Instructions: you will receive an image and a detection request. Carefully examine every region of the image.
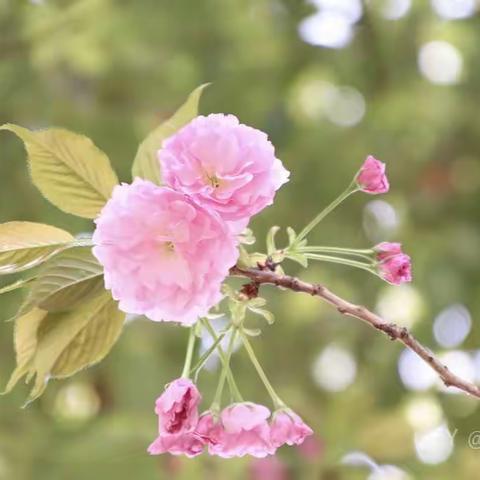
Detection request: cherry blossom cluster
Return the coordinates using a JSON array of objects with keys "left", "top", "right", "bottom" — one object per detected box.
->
[
  {"left": 91, "top": 110, "right": 412, "bottom": 459},
  {"left": 93, "top": 114, "right": 289, "bottom": 324},
  {"left": 147, "top": 379, "right": 312, "bottom": 458}
]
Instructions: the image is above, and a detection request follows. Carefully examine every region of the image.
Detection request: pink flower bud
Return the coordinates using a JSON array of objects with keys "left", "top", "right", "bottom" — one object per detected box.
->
[
  {"left": 357, "top": 156, "right": 389, "bottom": 194},
  {"left": 373, "top": 242, "right": 402, "bottom": 261},
  {"left": 378, "top": 253, "right": 412, "bottom": 285},
  {"left": 270, "top": 409, "right": 313, "bottom": 448}
]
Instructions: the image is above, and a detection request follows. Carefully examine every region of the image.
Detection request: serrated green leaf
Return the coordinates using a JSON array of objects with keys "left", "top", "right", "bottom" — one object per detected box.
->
[
  {"left": 24, "top": 246, "right": 104, "bottom": 313},
  {"left": 131, "top": 83, "right": 210, "bottom": 183},
  {"left": 2, "top": 308, "right": 47, "bottom": 394},
  {"left": 31, "top": 292, "right": 124, "bottom": 401},
  {"left": 1, "top": 124, "right": 118, "bottom": 218},
  {"left": 0, "top": 222, "right": 74, "bottom": 275},
  {"left": 5, "top": 291, "right": 125, "bottom": 402}
]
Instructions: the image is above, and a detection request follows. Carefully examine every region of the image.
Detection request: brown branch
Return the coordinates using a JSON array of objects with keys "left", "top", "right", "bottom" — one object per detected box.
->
[{"left": 230, "top": 266, "right": 480, "bottom": 399}]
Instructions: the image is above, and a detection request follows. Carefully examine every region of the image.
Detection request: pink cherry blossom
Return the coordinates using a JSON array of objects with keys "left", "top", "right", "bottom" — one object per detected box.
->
[
  {"left": 148, "top": 431, "right": 205, "bottom": 457},
  {"left": 158, "top": 114, "right": 290, "bottom": 227},
  {"left": 357, "top": 156, "right": 389, "bottom": 194},
  {"left": 374, "top": 242, "right": 402, "bottom": 261},
  {"left": 155, "top": 378, "right": 201, "bottom": 435},
  {"left": 148, "top": 378, "right": 205, "bottom": 457},
  {"left": 197, "top": 403, "right": 276, "bottom": 458},
  {"left": 270, "top": 409, "right": 313, "bottom": 448},
  {"left": 93, "top": 179, "right": 238, "bottom": 325},
  {"left": 378, "top": 253, "right": 412, "bottom": 285}
]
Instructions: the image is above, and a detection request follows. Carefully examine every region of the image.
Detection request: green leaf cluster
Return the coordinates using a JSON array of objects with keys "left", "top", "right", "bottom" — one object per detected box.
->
[{"left": 0, "top": 85, "right": 208, "bottom": 401}]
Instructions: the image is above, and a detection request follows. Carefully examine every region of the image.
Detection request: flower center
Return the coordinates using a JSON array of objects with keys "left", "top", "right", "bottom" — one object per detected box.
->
[
  {"left": 159, "top": 241, "right": 175, "bottom": 255},
  {"left": 205, "top": 173, "right": 221, "bottom": 189}
]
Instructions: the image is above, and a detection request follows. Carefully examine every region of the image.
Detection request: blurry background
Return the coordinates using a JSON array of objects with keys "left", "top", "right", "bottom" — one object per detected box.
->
[{"left": 1, "top": 0, "right": 480, "bottom": 478}]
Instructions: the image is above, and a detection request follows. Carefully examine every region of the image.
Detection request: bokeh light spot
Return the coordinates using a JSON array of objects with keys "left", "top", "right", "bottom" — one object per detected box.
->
[
  {"left": 438, "top": 350, "right": 476, "bottom": 394},
  {"left": 299, "top": 12, "right": 355, "bottom": 49},
  {"left": 398, "top": 349, "right": 437, "bottom": 391},
  {"left": 309, "top": 0, "right": 363, "bottom": 22},
  {"left": 380, "top": 0, "right": 412, "bottom": 20},
  {"left": 404, "top": 396, "right": 444, "bottom": 432},
  {"left": 414, "top": 423, "right": 454, "bottom": 464},
  {"left": 431, "top": 0, "right": 476, "bottom": 19},
  {"left": 312, "top": 344, "right": 357, "bottom": 391},
  {"left": 418, "top": 41, "right": 463, "bottom": 85},
  {"left": 53, "top": 382, "right": 100, "bottom": 423},
  {"left": 363, "top": 200, "right": 400, "bottom": 241},
  {"left": 433, "top": 304, "right": 471, "bottom": 348},
  {"left": 377, "top": 285, "right": 424, "bottom": 328}
]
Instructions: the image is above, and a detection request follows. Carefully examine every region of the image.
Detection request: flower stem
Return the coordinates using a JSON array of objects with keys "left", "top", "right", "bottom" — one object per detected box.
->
[
  {"left": 201, "top": 319, "right": 243, "bottom": 401},
  {"left": 211, "top": 329, "right": 238, "bottom": 412},
  {"left": 298, "top": 245, "right": 373, "bottom": 261},
  {"left": 240, "top": 330, "right": 286, "bottom": 410},
  {"left": 180, "top": 327, "right": 196, "bottom": 379},
  {"left": 190, "top": 332, "right": 226, "bottom": 378},
  {"left": 304, "top": 253, "right": 376, "bottom": 273},
  {"left": 295, "top": 181, "right": 358, "bottom": 243}
]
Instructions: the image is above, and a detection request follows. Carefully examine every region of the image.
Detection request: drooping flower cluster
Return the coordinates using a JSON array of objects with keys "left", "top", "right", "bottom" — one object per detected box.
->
[
  {"left": 93, "top": 115, "right": 289, "bottom": 324},
  {"left": 148, "top": 379, "right": 313, "bottom": 458}
]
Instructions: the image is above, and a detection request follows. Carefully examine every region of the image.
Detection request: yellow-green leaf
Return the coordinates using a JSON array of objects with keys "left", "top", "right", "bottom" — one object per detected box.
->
[
  {"left": 0, "top": 124, "right": 118, "bottom": 218},
  {"left": 4, "top": 291, "right": 125, "bottom": 402},
  {"left": 131, "top": 83, "right": 210, "bottom": 183},
  {"left": 25, "top": 246, "right": 104, "bottom": 313},
  {"left": 3, "top": 308, "right": 47, "bottom": 394},
  {"left": 0, "top": 221, "right": 74, "bottom": 275},
  {"left": 30, "top": 292, "right": 124, "bottom": 401},
  {"left": 0, "top": 277, "right": 36, "bottom": 295}
]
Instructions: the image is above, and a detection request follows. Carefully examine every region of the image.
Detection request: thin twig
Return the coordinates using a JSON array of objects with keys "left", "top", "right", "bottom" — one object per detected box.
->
[{"left": 230, "top": 266, "right": 480, "bottom": 399}]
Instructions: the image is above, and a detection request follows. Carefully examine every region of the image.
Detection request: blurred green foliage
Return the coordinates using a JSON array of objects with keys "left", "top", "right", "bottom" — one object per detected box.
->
[{"left": 1, "top": 0, "right": 480, "bottom": 478}]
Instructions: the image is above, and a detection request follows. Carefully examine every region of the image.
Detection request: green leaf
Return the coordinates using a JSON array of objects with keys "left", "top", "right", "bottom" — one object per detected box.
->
[
  {"left": 285, "top": 251, "right": 309, "bottom": 268},
  {"left": 0, "top": 222, "right": 74, "bottom": 275},
  {"left": 0, "top": 124, "right": 119, "bottom": 218},
  {"left": 0, "top": 277, "right": 36, "bottom": 295},
  {"left": 5, "top": 291, "right": 125, "bottom": 402},
  {"left": 131, "top": 83, "right": 210, "bottom": 183},
  {"left": 3, "top": 308, "right": 47, "bottom": 394},
  {"left": 24, "top": 246, "right": 104, "bottom": 313},
  {"left": 249, "top": 307, "right": 275, "bottom": 325}
]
